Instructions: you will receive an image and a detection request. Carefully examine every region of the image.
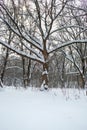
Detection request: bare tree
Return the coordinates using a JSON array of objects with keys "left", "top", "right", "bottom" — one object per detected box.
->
[{"left": 0, "top": 0, "right": 87, "bottom": 89}]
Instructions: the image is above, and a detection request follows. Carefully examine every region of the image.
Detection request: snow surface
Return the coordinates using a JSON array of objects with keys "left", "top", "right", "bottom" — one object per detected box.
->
[{"left": 0, "top": 87, "right": 87, "bottom": 130}]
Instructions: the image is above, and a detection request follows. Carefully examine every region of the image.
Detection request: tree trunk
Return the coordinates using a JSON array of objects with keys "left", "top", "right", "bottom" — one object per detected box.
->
[
  {"left": 40, "top": 40, "right": 49, "bottom": 90},
  {"left": 41, "top": 62, "right": 49, "bottom": 90},
  {"left": 0, "top": 78, "right": 3, "bottom": 88},
  {"left": 80, "top": 58, "right": 86, "bottom": 89},
  {"left": 79, "top": 76, "right": 85, "bottom": 89},
  {"left": 26, "top": 59, "right": 31, "bottom": 86},
  {"left": 1, "top": 49, "right": 9, "bottom": 84},
  {"left": 22, "top": 57, "right": 27, "bottom": 88},
  {"left": 61, "top": 57, "right": 65, "bottom": 88}
]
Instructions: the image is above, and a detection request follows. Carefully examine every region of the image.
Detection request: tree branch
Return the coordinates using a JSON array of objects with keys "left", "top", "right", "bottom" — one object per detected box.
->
[
  {"left": 48, "top": 39, "right": 87, "bottom": 54},
  {"left": 0, "top": 39, "right": 44, "bottom": 64}
]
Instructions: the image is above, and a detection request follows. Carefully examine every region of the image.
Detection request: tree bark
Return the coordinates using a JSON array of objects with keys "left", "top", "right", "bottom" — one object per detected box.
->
[
  {"left": 0, "top": 79, "right": 3, "bottom": 88},
  {"left": 41, "top": 40, "right": 49, "bottom": 90},
  {"left": 27, "top": 59, "right": 31, "bottom": 86},
  {"left": 22, "top": 57, "right": 27, "bottom": 88},
  {"left": 1, "top": 48, "right": 9, "bottom": 84},
  {"left": 80, "top": 58, "right": 86, "bottom": 89}
]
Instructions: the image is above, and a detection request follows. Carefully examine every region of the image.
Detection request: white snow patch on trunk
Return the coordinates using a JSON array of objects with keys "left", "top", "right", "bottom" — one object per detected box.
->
[
  {"left": 40, "top": 80, "right": 48, "bottom": 91},
  {"left": 42, "top": 70, "right": 48, "bottom": 75}
]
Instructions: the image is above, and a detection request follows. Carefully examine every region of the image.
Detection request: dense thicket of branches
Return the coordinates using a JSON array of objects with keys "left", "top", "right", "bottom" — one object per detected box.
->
[{"left": 0, "top": 0, "right": 87, "bottom": 89}]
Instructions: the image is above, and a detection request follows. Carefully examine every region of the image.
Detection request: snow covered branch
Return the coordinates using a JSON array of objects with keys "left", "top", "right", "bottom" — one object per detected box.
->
[
  {"left": 48, "top": 39, "right": 87, "bottom": 54},
  {"left": 50, "top": 25, "right": 87, "bottom": 35},
  {"left": 0, "top": 16, "right": 43, "bottom": 51},
  {"left": 0, "top": 39, "right": 44, "bottom": 64}
]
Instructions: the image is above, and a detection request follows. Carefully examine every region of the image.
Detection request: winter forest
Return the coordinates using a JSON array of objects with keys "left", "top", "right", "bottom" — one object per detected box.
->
[
  {"left": 0, "top": 0, "right": 87, "bottom": 90},
  {"left": 0, "top": 0, "right": 87, "bottom": 130}
]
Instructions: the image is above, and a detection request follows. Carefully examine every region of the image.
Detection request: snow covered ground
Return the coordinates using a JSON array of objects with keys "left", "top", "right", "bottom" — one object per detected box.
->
[{"left": 0, "top": 87, "right": 87, "bottom": 130}]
